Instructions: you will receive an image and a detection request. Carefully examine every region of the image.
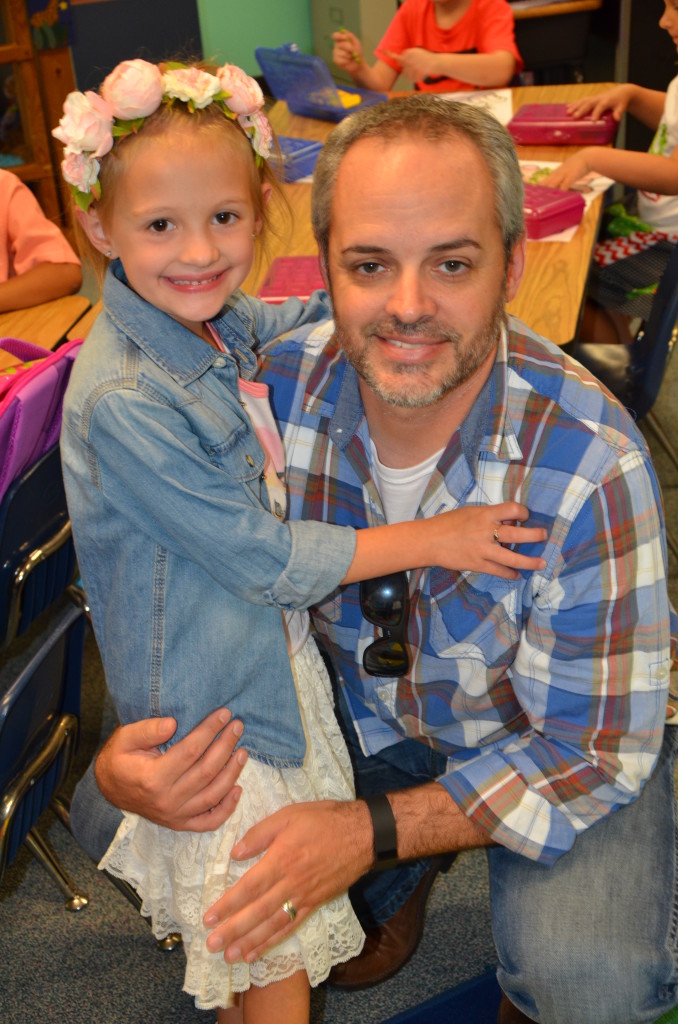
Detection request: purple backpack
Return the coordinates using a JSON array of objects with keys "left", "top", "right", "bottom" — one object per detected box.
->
[{"left": 0, "top": 337, "right": 84, "bottom": 504}]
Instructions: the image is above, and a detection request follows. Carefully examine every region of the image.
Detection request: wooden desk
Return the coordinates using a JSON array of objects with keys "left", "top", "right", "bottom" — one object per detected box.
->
[
  {"left": 0, "top": 294, "right": 91, "bottom": 369},
  {"left": 511, "top": 0, "right": 601, "bottom": 18},
  {"left": 246, "top": 83, "right": 614, "bottom": 348}
]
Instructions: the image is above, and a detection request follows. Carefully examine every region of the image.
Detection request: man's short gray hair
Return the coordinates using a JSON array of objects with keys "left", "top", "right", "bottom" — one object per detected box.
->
[{"left": 311, "top": 94, "right": 525, "bottom": 268}]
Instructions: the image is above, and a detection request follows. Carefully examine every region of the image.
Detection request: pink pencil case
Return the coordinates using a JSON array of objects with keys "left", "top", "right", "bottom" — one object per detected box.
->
[
  {"left": 257, "top": 256, "right": 325, "bottom": 304},
  {"left": 508, "top": 104, "right": 617, "bottom": 145},
  {"left": 523, "top": 183, "right": 585, "bottom": 240}
]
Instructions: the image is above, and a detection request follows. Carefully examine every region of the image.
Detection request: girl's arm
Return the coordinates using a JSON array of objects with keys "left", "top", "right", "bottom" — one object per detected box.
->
[
  {"left": 343, "top": 501, "right": 546, "bottom": 583},
  {"left": 542, "top": 144, "right": 678, "bottom": 195},
  {"left": 567, "top": 84, "right": 666, "bottom": 131}
]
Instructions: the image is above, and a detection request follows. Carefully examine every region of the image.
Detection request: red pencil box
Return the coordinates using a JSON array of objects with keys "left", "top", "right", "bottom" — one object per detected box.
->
[
  {"left": 257, "top": 256, "right": 325, "bottom": 304},
  {"left": 523, "top": 183, "right": 585, "bottom": 240},
  {"left": 508, "top": 104, "right": 617, "bottom": 145}
]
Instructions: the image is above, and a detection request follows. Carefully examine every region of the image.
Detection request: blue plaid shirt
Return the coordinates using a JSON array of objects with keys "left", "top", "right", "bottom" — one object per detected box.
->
[{"left": 260, "top": 314, "right": 671, "bottom": 865}]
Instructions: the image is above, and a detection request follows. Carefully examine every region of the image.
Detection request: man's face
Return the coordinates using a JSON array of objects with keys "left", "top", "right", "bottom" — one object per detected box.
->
[{"left": 325, "top": 134, "right": 524, "bottom": 410}]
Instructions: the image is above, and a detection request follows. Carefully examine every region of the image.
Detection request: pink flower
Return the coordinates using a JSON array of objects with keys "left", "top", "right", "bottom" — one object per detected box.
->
[
  {"left": 101, "top": 59, "right": 164, "bottom": 120},
  {"left": 217, "top": 64, "right": 264, "bottom": 115},
  {"left": 162, "top": 67, "right": 221, "bottom": 109},
  {"left": 61, "top": 150, "right": 100, "bottom": 193},
  {"left": 52, "top": 90, "right": 114, "bottom": 158},
  {"left": 238, "top": 110, "right": 273, "bottom": 160}
]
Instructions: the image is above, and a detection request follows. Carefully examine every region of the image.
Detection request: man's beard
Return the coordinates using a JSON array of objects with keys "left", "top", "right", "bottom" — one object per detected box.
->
[{"left": 335, "top": 296, "right": 506, "bottom": 409}]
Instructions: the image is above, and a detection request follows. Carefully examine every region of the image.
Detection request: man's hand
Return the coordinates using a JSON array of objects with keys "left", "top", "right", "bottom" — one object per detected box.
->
[
  {"left": 94, "top": 708, "right": 248, "bottom": 831},
  {"left": 203, "top": 799, "right": 374, "bottom": 963}
]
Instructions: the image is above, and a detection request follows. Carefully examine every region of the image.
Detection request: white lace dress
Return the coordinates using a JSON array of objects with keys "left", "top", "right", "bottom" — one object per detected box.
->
[{"left": 98, "top": 372, "right": 365, "bottom": 1010}]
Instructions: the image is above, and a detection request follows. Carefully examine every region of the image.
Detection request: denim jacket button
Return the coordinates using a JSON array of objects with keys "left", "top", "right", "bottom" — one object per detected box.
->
[{"left": 213, "top": 356, "right": 226, "bottom": 368}]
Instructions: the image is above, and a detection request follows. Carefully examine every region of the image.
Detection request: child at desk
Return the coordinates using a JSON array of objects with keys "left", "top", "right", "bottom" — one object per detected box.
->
[
  {"left": 542, "top": 1, "right": 678, "bottom": 344},
  {"left": 332, "top": 0, "right": 522, "bottom": 94},
  {"left": 55, "top": 58, "right": 546, "bottom": 1024},
  {"left": 0, "top": 169, "right": 82, "bottom": 313}
]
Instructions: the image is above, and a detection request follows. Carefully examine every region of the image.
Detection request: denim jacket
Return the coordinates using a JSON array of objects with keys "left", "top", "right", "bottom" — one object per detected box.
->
[{"left": 61, "top": 262, "right": 356, "bottom": 766}]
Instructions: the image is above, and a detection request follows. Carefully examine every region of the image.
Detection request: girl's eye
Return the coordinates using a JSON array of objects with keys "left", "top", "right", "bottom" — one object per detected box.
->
[
  {"left": 215, "top": 211, "right": 236, "bottom": 225},
  {"left": 149, "top": 219, "right": 172, "bottom": 233}
]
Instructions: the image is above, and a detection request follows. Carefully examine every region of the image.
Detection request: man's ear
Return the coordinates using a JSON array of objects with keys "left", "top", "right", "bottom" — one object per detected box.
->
[
  {"left": 319, "top": 250, "right": 330, "bottom": 293},
  {"left": 74, "top": 205, "right": 117, "bottom": 258},
  {"left": 505, "top": 233, "right": 526, "bottom": 302}
]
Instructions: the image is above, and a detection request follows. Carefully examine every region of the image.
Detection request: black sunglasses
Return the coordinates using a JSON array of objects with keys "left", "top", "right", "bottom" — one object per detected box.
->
[{"left": 359, "top": 571, "right": 411, "bottom": 677}]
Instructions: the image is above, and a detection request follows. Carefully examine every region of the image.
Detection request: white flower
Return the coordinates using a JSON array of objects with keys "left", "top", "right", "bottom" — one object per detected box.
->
[
  {"left": 52, "top": 90, "right": 114, "bottom": 158},
  {"left": 162, "top": 67, "right": 222, "bottom": 109}
]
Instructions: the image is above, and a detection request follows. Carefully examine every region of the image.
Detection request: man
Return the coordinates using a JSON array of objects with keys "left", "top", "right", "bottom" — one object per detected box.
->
[{"left": 74, "top": 97, "right": 677, "bottom": 1024}]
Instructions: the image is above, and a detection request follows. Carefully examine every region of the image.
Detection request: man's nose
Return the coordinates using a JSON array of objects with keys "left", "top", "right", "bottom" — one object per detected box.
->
[{"left": 384, "top": 268, "right": 436, "bottom": 323}]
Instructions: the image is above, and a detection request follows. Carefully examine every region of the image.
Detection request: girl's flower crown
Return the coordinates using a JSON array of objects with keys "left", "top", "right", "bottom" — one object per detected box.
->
[{"left": 53, "top": 59, "right": 273, "bottom": 212}]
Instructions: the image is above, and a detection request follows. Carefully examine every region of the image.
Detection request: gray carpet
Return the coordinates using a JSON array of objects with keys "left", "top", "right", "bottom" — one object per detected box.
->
[{"left": 1, "top": 354, "right": 676, "bottom": 1024}]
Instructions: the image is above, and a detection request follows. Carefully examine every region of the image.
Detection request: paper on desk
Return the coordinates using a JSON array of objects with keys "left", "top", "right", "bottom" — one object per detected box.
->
[
  {"left": 520, "top": 161, "right": 614, "bottom": 241},
  {"left": 440, "top": 88, "right": 514, "bottom": 125}
]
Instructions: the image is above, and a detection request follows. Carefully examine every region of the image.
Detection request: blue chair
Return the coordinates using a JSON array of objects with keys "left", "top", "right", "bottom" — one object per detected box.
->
[
  {"left": 566, "top": 241, "right": 678, "bottom": 561},
  {"left": 0, "top": 443, "right": 88, "bottom": 910}
]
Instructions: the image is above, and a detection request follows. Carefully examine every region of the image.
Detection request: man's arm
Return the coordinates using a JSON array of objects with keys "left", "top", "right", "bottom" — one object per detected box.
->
[
  {"left": 95, "top": 708, "right": 248, "bottom": 831},
  {"left": 202, "top": 782, "right": 493, "bottom": 964}
]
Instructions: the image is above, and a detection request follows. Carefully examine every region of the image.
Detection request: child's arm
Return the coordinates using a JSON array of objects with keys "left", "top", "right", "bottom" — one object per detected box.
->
[
  {"left": 385, "top": 47, "right": 516, "bottom": 90},
  {"left": 542, "top": 144, "right": 678, "bottom": 195},
  {"left": 0, "top": 260, "right": 82, "bottom": 312},
  {"left": 567, "top": 84, "right": 667, "bottom": 132},
  {"left": 342, "top": 501, "right": 546, "bottom": 583},
  {"left": 332, "top": 30, "right": 399, "bottom": 92}
]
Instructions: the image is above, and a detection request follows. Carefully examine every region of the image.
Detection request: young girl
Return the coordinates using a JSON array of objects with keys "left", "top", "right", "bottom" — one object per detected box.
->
[
  {"left": 543, "top": 0, "right": 678, "bottom": 345},
  {"left": 55, "top": 59, "right": 546, "bottom": 1023}
]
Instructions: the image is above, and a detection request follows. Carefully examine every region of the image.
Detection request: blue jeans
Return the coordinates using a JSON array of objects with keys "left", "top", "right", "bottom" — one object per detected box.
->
[{"left": 339, "top": 687, "right": 678, "bottom": 1024}]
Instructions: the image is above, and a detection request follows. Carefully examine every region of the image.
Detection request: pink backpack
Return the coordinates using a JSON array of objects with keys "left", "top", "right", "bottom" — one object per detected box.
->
[{"left": 0, "top": 337, "right": 84, "bottom": 504}]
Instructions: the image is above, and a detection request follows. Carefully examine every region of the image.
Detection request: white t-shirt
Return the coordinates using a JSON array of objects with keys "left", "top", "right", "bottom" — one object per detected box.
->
[{"left": 637, "top": 74, "right": 678, "bottom": 231}]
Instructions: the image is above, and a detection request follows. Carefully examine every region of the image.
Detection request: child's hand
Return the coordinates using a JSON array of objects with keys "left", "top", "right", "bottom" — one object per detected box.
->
[
  {"left": 437, "top": 501, "right": 547, "bottom": 580},
  {"left": 384, "top": 47, "right": 432, "bottom": 82},
  {"left": 541, "top": 151, "right": 593, "bottom": 191},
  {"left": 332, "top": 29, "right": 363, "bottom": 71},
  {"left": 567, "top": 84, "right": 634, "bottom": 123}
]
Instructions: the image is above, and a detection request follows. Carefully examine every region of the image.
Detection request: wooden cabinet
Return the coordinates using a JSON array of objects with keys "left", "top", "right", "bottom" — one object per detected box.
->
[{"left": 0, "top": 0, "right": 71, "bottom": 222}]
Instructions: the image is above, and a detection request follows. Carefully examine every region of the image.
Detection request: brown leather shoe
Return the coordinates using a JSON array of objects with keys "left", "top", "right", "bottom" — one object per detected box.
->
[
  {"left": 497, "top": 993, "right": 536, "bottom": 1023},
  {"left": 327, "top": 854, "right": 455, "bottom": 990}
]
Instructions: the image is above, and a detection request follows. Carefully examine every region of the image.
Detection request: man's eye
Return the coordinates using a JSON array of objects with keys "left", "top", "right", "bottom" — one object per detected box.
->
[
  {"left": 440, "top": 259, "right": 465, "bottom": 274},
  {"left": 356, "top": 261, "right": 383, "bottom": 275}
]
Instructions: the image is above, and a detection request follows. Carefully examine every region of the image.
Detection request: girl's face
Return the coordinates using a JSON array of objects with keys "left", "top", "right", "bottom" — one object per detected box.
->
[
  {"left": 660, "top": 0, "right": 678, "bottom": 47},
  {"left": 82, "top": 125, "right": 267, "bottom": 337}
]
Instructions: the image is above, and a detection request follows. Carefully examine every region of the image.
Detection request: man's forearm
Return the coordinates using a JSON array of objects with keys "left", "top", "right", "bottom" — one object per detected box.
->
[{"left": 387, "top": 781, "right": 494, "bottom": 860}]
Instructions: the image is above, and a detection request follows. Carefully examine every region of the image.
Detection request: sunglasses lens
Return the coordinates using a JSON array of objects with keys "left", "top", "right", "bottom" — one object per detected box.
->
[
  {"left": 360, "top": 572, "right": 407, "bottom": 628},
  {"left": 363, "top": 638, "right": 409, "bottom": 677}
]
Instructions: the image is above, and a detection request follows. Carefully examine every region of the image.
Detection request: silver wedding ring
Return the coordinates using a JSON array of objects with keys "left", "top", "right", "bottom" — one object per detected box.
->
[{"left": 282, "top": 899, "right": 297, "bottom": 922}]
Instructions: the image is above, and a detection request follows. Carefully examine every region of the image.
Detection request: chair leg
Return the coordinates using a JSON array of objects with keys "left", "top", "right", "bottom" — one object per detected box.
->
[
  {"left": 644, "top": 411, "right": 678, "bottom": 476},
  {"left": 24, "top": 827, "right": 89, "bottom": 911},
  {"left": 53, "top": 794, "right": 182, "bottom": 949}
]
